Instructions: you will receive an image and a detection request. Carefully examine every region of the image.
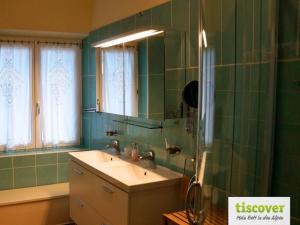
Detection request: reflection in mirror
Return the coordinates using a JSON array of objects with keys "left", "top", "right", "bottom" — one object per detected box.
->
[
  {"left": 136, "top": 36, "right": 164, "bottom": 120},
  {"left": 165, "top": 30, "right": 186, "bottom": 119},
  {"left": 183, "top": 80, "right": 198, "bottom": 109},
  {"left": 95, "top": 29, "right": 186, "bottom": 121},
  {"left": 99, "top": 45, "right": 138, "bottom": 116}
]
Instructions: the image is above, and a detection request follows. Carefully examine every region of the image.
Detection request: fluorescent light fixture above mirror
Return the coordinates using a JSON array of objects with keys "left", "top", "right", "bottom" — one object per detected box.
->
[{"left": 92, "top": 29, "right": 164, "bottom": 48}]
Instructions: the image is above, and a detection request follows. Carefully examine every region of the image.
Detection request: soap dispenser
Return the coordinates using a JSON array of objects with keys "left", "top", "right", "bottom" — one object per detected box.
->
[{"left": 131, "top": 143, "right": 139, "bottom": 161}]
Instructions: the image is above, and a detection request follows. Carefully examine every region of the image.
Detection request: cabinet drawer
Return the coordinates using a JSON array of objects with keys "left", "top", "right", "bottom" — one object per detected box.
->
[
  {"left": 70, "top": 196, "right": 111, "bottom": 225},
  {"left": 70, "top": 161, "right": 128, "bottom": 225}
]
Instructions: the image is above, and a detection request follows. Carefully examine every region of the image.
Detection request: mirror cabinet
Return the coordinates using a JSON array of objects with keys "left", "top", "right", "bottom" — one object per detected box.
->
[{"left": 94, "top": 29, "right": 186, "bottom": 121}]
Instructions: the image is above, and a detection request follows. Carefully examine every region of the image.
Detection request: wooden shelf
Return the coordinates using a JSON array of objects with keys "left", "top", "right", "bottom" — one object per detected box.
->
[{"left": 163, "top": 207, "right": 227, "bottom": 225}]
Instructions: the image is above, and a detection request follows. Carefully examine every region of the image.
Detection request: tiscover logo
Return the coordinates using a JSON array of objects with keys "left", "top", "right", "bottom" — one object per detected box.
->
[
  {"left": 235, "top": 202, "right": 285, "bottom": 213},
  {"left": 229, "top": 197, "right": 290, "bottom": 225}
]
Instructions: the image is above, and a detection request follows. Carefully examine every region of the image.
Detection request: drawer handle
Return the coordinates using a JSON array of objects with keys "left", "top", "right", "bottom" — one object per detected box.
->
[
  {"left": 73, "top": 168, "right": 84, "bottom": 175},
  {"left": 102, "top": 185, "right": 114, "bottom": 194}
]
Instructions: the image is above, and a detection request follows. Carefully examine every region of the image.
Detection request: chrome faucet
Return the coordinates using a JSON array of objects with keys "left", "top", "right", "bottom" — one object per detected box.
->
[
  {"left": 139, "top": 150, "right": 156, "bottom": 168},
  {"left": 106, "top": 139, "right": 121, "bottom": 155}
]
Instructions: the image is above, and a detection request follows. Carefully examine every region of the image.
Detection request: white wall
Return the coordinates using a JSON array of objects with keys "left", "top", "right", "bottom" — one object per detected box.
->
[{"left": 0, "top": 0, "right": 92, "bottom": 35}]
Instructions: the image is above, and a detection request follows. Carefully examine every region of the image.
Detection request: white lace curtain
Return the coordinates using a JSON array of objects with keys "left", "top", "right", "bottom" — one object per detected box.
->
[
  {"left": 101, "top": 46, "right": 138, "bottom": 117},
  {"left": 39, "top": 44, "right": 81, "bottom": 147},
  {"left": 0, "top": 42, "right": 81, "bottom": 150},
  {"left": 0, "top": 43, "right": 33, "bottom": 150}
]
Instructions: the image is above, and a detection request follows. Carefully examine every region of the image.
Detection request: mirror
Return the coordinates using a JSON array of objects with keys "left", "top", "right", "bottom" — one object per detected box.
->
[{"left": 95, "top": 29, "right": 186, "bottom": 121}]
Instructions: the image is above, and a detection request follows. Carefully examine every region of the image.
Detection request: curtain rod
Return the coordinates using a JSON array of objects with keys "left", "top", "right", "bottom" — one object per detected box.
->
[
  {"left": 0, "top": 39, "right": 81, "bottom": 46},
  {"left": 37, "top": 41, "right": 81, "bottom": 46},
  {"left": 0, "top": 39, "right": 35, "bottom": 44}
]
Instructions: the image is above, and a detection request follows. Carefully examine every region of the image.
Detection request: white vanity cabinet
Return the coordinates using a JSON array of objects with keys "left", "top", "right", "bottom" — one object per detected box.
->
[{"left": 69, "top": 158, "right": 182, "bottom": 225}]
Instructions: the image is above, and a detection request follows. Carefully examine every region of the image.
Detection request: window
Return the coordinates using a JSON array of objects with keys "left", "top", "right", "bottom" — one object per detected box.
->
[{"left": 0, "top": 40, "right": 81, "bottom": 150}]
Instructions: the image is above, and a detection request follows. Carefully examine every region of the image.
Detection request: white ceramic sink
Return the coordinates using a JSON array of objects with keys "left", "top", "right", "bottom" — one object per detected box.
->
[
  {"left": 69, "top": 150, "right": 182, "bottom": 192},
  {"left": 71, "top": 150, "right": 120, "bottom": 162}
]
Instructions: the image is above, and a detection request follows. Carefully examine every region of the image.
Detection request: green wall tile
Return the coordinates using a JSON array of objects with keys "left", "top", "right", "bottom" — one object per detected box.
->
[
  {"left": 138, "top": 75, "right": 148, "bottom": 117},
  {"left": 189, "top": 30, "right": 198, "bottom": 68},
  {"left": 82, "top": 76, "right": 89, "bottom": 109},
  {"left": 97, "top": 26, "right": 111, "bottom": 41},
  {"left": 120, "top": 16, "right": 136, "bottom": 33},
  {"left": 136, "top": 10, "right": 152, "bottom": 28},
  {"left": 277, "top": 91, "right": 300, "bottom": 125},
  {"left": 88, "top": 76, "right": 96, "bottom": 108},
  {"left": 165, "top": 69, "right": 185, "bottom": 90},
  {"left": 189, "top": 0, "right": 199, "bottom": 67},
  {"left": 275, "top": 124, "right": 300, "bottom": 154},
  {"left": 89, "top": 47, "right": 96, "bottom": 75},
  {"left": 89, "top": 30, "right": 99, "bottom": 44},
  {"left": 0, "top": 169, "right": 13, "bottom": 190},
  {"left": 82, "top": 38, "right": 89, "bottom": 75},
  {"left": 249, "top": 65, "right": 261, "bottom": 91},
  {"left": 202, "top": 0, "right": 222, "bottom": 65},
  {"left": 260, "top": 0, "right": 274, "bottom": 61},
  {"left": 222, "top": 0, "right": 236, "bottom": 64},
  {"left": 96, "top": 22, "right": 122, "bottom": 42},
  {"left": 172, "top": 0, "right": 188, "bottom": 31},
  {"left": 186, "top": 67, "right": 198, "bottom": 82},
  {"left": 108, "top": 21, "right": 122, "bottom": 37},
  {"left": 151, "top": 2, "right": 172, "bottom": 28},
  {"left": 58, "top": 152, "right": 71, "bottom": 163},
  {"left": 278, "top": 61, "right": 300, "bottom": 91},
  {"left": 37, "top": 165, "right": 57, "bottom": 186},
  {"left": 235, "top": 65, "right": 250, "bottom": 91},
  {"left": 236, "top": 0, "right": 255, "bottom": 63},
  {"left": 165, "top": 31, "right": 185, "bottom": 69},
  {"left": 165, "top": 89, "right": 182, "bottom": 118},
  {"left": 214, "top": 116, "right": 234, "bottom": 142},
  {"left": 253, "top": 0, "right": 262, "bottom": 62},
  {"left": 138, "top": 40, "right": 148, "bottom": 76},
  {"left": 0, "top": 158, "right": 12, "bottom": 169},
  {"left": 14, "top": 167, "right": 36, "bottom": 188},
  {"left": 148, "top": 36, "right": 165, "bottom": 74},
  {"left": 148, "top": 74, "right": 164, "bottom": 114},
  {"left": 278, "top": 0, "right": 298, "bottom": 59},
  {"left": 214, "top": 92, "right": 234, "bottom": 117},
  {"left": 36, "top": 153, "right": 57, "bottom": 165},
  {"left": 14, "top": 156, "right": 35, "bottom": 168},
  {"left": 215, "top": 66, "right": 234, "bottom": 91},
  {"left": 58, "top": 163, "right": 69, "bottom": 183}
]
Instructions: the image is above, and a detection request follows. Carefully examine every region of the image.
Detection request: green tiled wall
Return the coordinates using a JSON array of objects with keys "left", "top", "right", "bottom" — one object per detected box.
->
[{"left": 0, "top": 151, "right": 71, "bottom": 190}]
